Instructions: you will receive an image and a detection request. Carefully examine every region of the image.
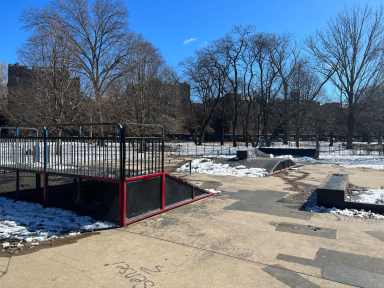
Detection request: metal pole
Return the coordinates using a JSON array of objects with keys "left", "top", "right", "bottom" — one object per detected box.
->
[
  {"left": 118, "top": 125, "right": 127, "bottom": 226},
  {"left": 15, "top": 169, "right": 20, "bottom": 199},
  {"left": 43, "top": 173, "right": 48, "bottom": 205},
  {"left": 35, "top": 173, "right": 41, "bottom": 195},
  {"left": 42, "top": 127, "right": 48, "bottom": 205},
  {"left": 161, "top": 172, "right": 166, "bottom": 209},
  {"left": 161, "top": 135, "right": 164, "bottom": 173}
]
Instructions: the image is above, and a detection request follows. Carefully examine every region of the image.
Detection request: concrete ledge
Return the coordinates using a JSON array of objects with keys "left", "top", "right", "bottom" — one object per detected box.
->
[
  {"left": 258, "top": 147, "right": 318, "bottom": 159},
  {"left": 316, "top": 174, "right": 384, "bottom": 215},
  {"left": 316, "top": 174, "right": 348, "bottom": 209}
]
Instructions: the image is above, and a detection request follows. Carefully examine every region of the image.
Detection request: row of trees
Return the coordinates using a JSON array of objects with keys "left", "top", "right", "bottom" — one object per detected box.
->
[
  {"left": 0, "top": 2, "right": 383, "bottom": 147},
  {"left": 1, "top": 0, "right": 188, "bottom": 135},
  {"left": 183, "top": 6, "right": 384, "bottom": 148}
]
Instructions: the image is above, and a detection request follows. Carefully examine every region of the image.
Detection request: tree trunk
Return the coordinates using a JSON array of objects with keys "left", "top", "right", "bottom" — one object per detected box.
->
[
  {"left": 255, "top": 113, "right": 261, "bottom": 147},
  {"left": 346, "top": 104, "right": 354, "bottom": 149},
  {"left": 95, "top": 88, "right": 104, "bottom": 137},
  {"left": 232, "top": 94, "right": 238, "bottom": 147},
  {"left": 244, "top": 102, "right": 251, "bottom": 147},
  {"left": 220, "top": 124, "right": 224, "bottom": 146},
  {"left": 197, "top": 128, "right": 205, "bottom": 146},
  {"left": 261, "top": 105, "right": 270, "bottom": 146},
  {"left": 295, "top": 129, "right": 300, "bottom": 148},
  {"left": 315, "top": 135, "right": 320, "bottom": 159},
  {"left": 294, "top": 114, "right": 300, "bottom": 148},
  {"left": 282, "top": 83, "right": 289, "bottom": 145}
]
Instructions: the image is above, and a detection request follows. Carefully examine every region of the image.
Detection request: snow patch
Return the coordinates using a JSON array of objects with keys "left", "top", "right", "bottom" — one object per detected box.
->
[
  {"left": 177, "top": 158, "right": 267, "bottom": 177},
  {"left": 347, "top": 188, "right": 384, "bottom": 204},
  {"left": 270, "top": 154, "right": 295, "bottom": 160},
  {"left": 2, "top": 242, "right": 10, "bottom": 248},
  {"left": 319, "top": 152, "right": 384, "bottom": 170},
  {"left": 205, "top": 188, "right": 222, "bottom": 194},
  {"left": 306, "top": 201, "right": 384, "bottom": 220},
  {"left": 0, "top": 197, "right": 116, "bottom": 245}
]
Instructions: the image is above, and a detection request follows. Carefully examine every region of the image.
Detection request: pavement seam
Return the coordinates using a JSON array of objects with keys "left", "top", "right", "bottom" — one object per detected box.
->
[{"left": 120, "top": 229, "right": 361, "bottom": 288}]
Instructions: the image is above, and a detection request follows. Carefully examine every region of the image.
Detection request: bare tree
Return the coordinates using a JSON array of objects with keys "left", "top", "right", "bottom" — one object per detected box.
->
[
  {"left": 217, "top": 27, "right": 250, "bottom": 146},
  {"left": 0, "top": 63, "right": 8, "bottom": 124},
  {"left": 183, "top": 46, "right": 228, "bottom": 144},
  {"left": 358, "top": 86, "right": 384, "bottom": 144},
  {"left": 289, "top": 60, "right": 324, "bottom": 146},
  {"left": 308, "top": 5, "right": 384, "bottom": 148},
  {"left": 0, "top": 64, "right": 7, "bottom": 100},
  {"left": 10, "top": 9, "right": 83, "bottom": 127},
  {"left": 240, "top": 33, "right": 258, "bottom": 146},
  {"left": 251, "top": 34, "right": 281, "bottom": 144},
  {"left": 24, "top": 0, "right": 132, "bottom": 133},
  {"left": 269, "top": 36, "right": 298, "bottom": 143},
  {"left": 124, "top": 37, "right": 164, "bottom": 124}
]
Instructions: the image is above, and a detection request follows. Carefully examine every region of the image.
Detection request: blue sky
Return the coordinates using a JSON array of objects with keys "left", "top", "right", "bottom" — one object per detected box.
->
[{"left": 0, "top": 0, "right": 383, "bottom": 72}]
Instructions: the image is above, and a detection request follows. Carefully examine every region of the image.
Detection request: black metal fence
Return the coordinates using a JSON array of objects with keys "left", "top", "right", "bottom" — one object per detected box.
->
[{"left": 0, "top": 124, "right": 164, "bottom": 180}]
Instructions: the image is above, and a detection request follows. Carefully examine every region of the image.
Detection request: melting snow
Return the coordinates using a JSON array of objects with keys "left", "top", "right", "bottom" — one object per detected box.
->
[
  {"left": 177, "top": 158, "right": 267, "bottom": 177},
  {"left": 319, "top": 152, "right": 384, "bottom": 170},
  {"left": 307, "top": 205, "right": 384, "bottom": 220},
  {"left": 347, "top": 188, "right": 384, "bottom": 205},
  {"left": 205, "top": 188, "right": 222, "bottom": 194},
  {"left": 0, "top": 197, "right": 116, "bottom": 244}
]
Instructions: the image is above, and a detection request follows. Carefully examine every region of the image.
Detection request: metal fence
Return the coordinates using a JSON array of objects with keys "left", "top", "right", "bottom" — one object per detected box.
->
[
  {"left": 163, "top": 138, "right": 384, "bottom": 161},
  {"left": 0, "top": 124, "right": 164, "bottom": 180},
  {"left": 318, "top": 143, "right": 384, "bottom": 156}
]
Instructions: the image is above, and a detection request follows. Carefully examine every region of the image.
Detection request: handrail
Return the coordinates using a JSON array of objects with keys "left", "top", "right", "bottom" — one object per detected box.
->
[{"left": 0, "top": 123, "right": 165, "bottom": 178}]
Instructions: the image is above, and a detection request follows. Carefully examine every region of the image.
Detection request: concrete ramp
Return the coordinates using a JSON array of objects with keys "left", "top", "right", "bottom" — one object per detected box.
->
[
  {"left": 227, "top": 157, "right": 296, "bottom": 174},
  {"left": 247, "top": 158, "right": 296, "bottom": 174}
]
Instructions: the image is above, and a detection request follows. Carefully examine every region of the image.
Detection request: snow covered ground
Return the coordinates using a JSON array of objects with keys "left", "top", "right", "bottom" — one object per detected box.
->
[
  {"left": 307, "top": 205, "right": 384, "bottom": 220},
  {"left": 177, "top": 158, "right": 268, "bottom": 177},
  {"left": 317, "top": 149, "right": 384, "bottom": 169},
  {"left": 167, "top": 141, "right": 384, "bottom": 170},
  {"left": 347, "top": 188, "right": 384, "bottom": 204},
  {"left": 305, "top": 193, "right": 384, "bottom": 220},
  {"left": 0, "top": 197, "right": 115, "bottom": 248},
  {"left": 284, "top": 152, "right": 384, "bottom": 170}
]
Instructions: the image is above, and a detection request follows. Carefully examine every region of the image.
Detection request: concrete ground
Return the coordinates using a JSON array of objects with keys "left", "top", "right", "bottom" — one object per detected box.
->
[{"left": 1, "top": 163, "right": 384, "bottom": 287}]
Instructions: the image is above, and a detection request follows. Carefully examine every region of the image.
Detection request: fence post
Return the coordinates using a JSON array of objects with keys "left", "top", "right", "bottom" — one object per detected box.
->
[
  {"left": 43, "top": 127, "right": 48, "bottom": 173},
  {"left": 315, "top": 135, "right": 320, "bottom": 159},
  {"left": 15, "top": 169, "right": 20, "bottom": 200},
  {"left": 35, "top": 172, "right": 41, "bottom": 196},
  {"left": 161, "top": 136, "right": 164, "bottom": 173},
  {"left": 119, "top": 125, "right": 127, "bottom": 226},
  {"left": 42, "top": 127, "right": 49, "bottom": 205},
  {"left": 161, "top": 172, "right": 166, "bottom": 209}
]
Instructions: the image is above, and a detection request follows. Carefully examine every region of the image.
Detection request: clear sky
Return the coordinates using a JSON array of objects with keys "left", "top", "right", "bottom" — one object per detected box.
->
[{"left": 0, "top": 0, "right": 383, "bottom": 72}]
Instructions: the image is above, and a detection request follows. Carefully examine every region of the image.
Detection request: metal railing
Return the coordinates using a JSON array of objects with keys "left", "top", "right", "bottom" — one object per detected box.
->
[{"left": 0, "top": 123, "right": 164, "bottom": 180}]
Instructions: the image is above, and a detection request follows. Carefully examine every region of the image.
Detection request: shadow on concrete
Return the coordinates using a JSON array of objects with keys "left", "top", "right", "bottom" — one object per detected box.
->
[
  {"left": 223, "top": 190, "right": 311, "bottom": 220},
  {"left": 278, "top": 248, "right": 384, "bottom": 288}
]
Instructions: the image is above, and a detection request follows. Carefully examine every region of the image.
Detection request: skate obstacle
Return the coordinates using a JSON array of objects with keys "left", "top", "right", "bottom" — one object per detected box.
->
[{"left": 0, "top": 124, "right": 213, "bottom": 226}]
